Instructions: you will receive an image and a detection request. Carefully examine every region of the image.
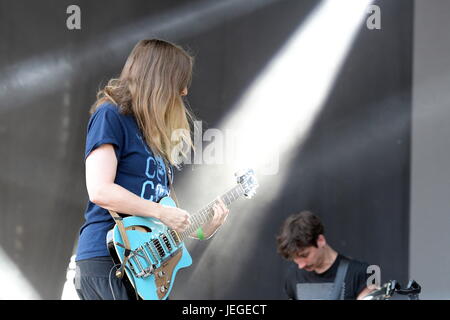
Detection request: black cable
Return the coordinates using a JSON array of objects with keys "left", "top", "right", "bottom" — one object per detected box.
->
[
  {"left": 108, "top": 263, "right": 122, "bottom": 300},
  {"left": 109, "top": 257, "right": 146, "bottom": 300}
]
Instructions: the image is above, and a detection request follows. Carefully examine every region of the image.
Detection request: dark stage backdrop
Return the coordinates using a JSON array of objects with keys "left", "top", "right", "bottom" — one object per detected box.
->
[{"left": 0, "top": 0, "right": 412, "bottom": 299}]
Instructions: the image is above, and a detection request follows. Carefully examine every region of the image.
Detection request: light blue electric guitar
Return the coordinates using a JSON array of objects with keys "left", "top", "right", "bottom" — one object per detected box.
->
[{"left": 106, "top": 169, "right": 258, "bottom": 300}]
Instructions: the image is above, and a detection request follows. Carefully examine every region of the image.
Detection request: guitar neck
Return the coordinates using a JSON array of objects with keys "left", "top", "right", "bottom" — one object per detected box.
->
[{"left": 179, "top": 184, "right": 244, "bottom": 241}]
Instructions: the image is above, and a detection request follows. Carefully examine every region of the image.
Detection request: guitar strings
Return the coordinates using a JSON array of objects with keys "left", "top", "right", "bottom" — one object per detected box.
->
[{"left": 178, "top": 185, "right": 244, "bottom": 241}]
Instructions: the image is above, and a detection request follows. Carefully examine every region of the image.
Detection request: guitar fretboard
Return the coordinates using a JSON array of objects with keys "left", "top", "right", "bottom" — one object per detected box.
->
[{"left": 178, "top": 184, "right": 244, "bottom": 241}]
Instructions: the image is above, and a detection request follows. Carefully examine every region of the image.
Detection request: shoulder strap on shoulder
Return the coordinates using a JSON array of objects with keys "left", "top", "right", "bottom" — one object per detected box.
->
[{"left": 330, "top": 258, "right": 349, "bottom": 300}]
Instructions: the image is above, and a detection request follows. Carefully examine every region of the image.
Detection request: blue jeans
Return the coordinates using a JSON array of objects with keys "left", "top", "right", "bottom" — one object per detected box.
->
[{"left": 74, "top": 256, "right": 137, "bottom": 300}]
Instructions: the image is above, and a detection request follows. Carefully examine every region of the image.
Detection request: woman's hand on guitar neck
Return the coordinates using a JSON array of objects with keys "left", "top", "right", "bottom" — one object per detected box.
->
[
  {"left": 210, "top": 198, "right": 230, "bottom": 229},
  {"left": 200, "top": 198, "right": 230, "bottom": 239},
  {"left": 159, "top": 206, "right": 191, "bottom": 233}
]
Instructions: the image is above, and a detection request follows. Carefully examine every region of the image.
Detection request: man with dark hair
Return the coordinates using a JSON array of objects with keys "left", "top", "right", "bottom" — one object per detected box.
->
[{"left": 276, "top": 211, "right": 375, "bottom": 300}]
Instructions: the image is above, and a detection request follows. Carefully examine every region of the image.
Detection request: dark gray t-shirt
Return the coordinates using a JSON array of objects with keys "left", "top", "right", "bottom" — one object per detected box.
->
[{"left": 284, "top": 254, "right": 370, "bottom": 300}]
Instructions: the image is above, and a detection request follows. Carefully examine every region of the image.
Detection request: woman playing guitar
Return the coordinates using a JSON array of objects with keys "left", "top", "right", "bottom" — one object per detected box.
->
[{"left": 74, "top": 39, "right": 229, "bottom": 300}]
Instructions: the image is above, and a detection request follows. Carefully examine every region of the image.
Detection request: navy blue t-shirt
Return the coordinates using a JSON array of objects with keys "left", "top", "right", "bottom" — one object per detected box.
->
[{"left": 75, "top": 102, "right": 172, "bottom": 261}]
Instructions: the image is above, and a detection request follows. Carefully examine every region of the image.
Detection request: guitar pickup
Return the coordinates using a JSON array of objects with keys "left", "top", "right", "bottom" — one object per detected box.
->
[
  {"left": 169, "top": 229, "right": 180, "bottom": 246},
  {"left": 152, "top": 238, "right": 165, "bottom": 258},
  {"left": 160, "top": 234, "right": 172, "bottom": 252}
]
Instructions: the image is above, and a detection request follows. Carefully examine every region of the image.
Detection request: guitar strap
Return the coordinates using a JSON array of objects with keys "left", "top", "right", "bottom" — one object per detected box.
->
[
  {"left": 330, "top": 258, "right": 349, "bottom": 300},
  {"left": 106, "top": 139, "right": 138, "bottom": 279},
  {"left": 108, "top": 209, "right": 132, "bottom": 278}
]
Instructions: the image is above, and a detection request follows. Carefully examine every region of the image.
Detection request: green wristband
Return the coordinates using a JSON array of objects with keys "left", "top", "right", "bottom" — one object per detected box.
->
[{"left": 196, "top": 227, "right": 205, "bottom": 240}]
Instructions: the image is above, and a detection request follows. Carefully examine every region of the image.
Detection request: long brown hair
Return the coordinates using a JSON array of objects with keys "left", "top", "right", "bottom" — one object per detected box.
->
[{"left": 91, "top": 39, "right": 195, "bottom": 166}]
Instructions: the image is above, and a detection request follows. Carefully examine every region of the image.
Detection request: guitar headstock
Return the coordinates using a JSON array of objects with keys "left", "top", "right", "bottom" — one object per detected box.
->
[{"left": 235, "top": 169, "right": 259, "bottom": 199}]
